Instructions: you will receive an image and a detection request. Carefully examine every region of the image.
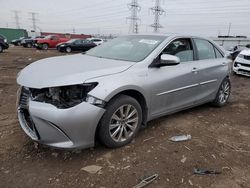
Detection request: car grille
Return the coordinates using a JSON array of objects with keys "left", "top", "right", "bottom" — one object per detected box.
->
[
  {"left": 238, "top": 69, "right": 250, "bottom": 76},
  {"left": 19, "top": 87, "right": 30, "bottom": 109},
  {"left": 244, "top": 55, "right": 250, "bottom": 60},
  {"left": 18, "top": 87, "right": 39, "bottom": 139},
  {"left": 238, "top": 63, "right": 250, "bottom": 68}
]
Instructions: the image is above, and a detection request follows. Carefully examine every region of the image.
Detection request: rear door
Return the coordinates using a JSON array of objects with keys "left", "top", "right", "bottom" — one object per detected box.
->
[
  {"left": 192, "top": 38, "right": 228, "bottom": 103},
  {"left": 149, "top": 38, "right": 200, "bottom": 117}
]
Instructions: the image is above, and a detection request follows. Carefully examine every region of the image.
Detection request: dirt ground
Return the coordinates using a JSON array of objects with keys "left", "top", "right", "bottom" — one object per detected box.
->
[{"left": 0, "top": 46, "right": 249, "bottom": 188}]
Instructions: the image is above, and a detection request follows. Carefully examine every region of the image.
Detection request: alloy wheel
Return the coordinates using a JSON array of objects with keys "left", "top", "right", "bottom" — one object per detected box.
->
[
  {"left": 109, "top": 104, "right": 139, "bottom": 142},
  {"left": 218, "top": 81, "right": 230, "bottom": 104}
]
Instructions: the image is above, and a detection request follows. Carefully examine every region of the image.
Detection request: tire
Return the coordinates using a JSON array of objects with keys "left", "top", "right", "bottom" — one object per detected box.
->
[
  {"left": 212, "top": 77, "right": 231, "bottom": 107},
  {"left": 0, "top": 45, "right": 3, "bottom": 53},
  {"left": 42, "top": 43, "right": 49, "bottom": 50},
  {"left": 66, "top": 47, "right": 72, "bottom": 53},
  {"left": 17, "top": 42, "right": 21, "bottom": 46},
  {"left": 98, "top": 95, "right": 142, "bottom": 148},
  {"left": 27, "top": 43, "right": 32, "bottom": 48}
]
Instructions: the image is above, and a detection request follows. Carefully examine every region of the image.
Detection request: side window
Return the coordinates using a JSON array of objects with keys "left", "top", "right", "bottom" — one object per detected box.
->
[
  {"left": 194, "top": 39, "right": 216, "bottom": 60},
  {"left": 214, "top": 47, "right": 224, "bottom": 58},
  {"left": 51, "top": 36, "right": 59, "bottom": 40},
  {"left": 74, "top": 40, "right": 81, "bottom": 44},
  {"left": 162, "top": 38, "right": 194, "bottom": 62}
]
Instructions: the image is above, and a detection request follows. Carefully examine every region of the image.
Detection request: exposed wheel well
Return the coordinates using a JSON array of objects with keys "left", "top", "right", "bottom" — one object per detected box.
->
[{"left": 113, "top": 90, "right": 148, "bottom": 127}]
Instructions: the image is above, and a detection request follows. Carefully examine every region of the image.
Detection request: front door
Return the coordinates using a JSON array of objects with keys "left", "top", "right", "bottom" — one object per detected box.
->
[{"left": 149, "top": 38, "right": 200, "bottom": 117}]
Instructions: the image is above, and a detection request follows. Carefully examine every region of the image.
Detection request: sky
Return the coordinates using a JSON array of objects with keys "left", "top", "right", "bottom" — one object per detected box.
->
[{"left": 0, "top": 0, "right": 250, "bottom": 37}]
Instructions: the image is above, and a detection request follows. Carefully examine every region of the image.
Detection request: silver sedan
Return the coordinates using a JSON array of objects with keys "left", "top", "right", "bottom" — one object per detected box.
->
[{"left": 17, "top": 34, "right": 231, "bottom": 149}]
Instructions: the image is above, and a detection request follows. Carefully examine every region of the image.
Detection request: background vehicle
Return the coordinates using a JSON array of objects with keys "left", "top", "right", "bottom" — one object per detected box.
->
[
  {"left": 21, "top": 36, "right": 44, "bottom": 48},
  {"left": 35, "top": 35, "right": 70, "bottom": 50},
  {"left": 0, "top": 34, "right": 9, "bottom": 53},
  {"left": 233, "top": 49, "right": 250, "bottom": 77},
  {"left": 17, "top": 34, "right": 231, "bottom": 149},
  {"left": 11, "top": 37, "right": 25, "bottom": 46},
  {"left": 87, "top": 38, "right": 104, "bottom": 45},
  {"left": 58, "top": 39, "right": 96, "bottom": 53}
]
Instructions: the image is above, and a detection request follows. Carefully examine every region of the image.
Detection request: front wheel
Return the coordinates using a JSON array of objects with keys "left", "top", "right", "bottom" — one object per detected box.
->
[
  {"left": 212, "top": 77, "right": 231, "bottom": 107},
  {"left": 42, "top": 43, "right": 48, "bottom": 50},
  {"left": 98, "top": 95, "right": 142, "bottom": 148},
  {"left": 66, "top": 47, "right": 72, "bottom": 53}
]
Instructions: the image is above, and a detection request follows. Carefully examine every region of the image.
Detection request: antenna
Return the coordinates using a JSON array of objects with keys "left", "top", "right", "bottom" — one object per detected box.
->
[
  {"left": 127, "top": 0, "right": 141, "bottom": 33},
  {"left": 150, "top": 0, "right": 165, "bottom": 32}
]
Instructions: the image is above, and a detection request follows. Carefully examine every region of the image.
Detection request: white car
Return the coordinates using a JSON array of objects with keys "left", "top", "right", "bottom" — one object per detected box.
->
[
  {"left": 233, "top": 49, "right": 250, "bottom": 77},
  {"left": 87, "top": 38, "right": 104, "bottom": 45}
]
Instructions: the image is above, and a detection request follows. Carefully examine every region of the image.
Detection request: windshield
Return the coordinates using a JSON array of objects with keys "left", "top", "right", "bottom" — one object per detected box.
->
[
  {"left": 66, "top": 39, "right": 77, "bottom": 43},
  {"left": 86, "top": 35, "right": 166, "bottom": 62},
  {"left": 44, "top": 35, "right": 53, "bottom": 39}
]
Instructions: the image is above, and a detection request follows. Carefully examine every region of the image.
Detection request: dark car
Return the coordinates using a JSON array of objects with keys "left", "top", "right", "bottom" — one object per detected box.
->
[
  {"left": 21, "top": 36, "right": 45, "bottom": 48},
  {"left": 0, "top": 34, "right": 9, "bottom": 53},
  {"left": 11, "top": 37, "right": 25, "bottom": 46},
  {"left": 58, "top": 39, "right": 96, "bottom": 53}
]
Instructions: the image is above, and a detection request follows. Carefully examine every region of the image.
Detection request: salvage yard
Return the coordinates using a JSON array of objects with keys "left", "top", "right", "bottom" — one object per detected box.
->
[{"left": 0, "top": 47, "right": 250, "bottom": 188}]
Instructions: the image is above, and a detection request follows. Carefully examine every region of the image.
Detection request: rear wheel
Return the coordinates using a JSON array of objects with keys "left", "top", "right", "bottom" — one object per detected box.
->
[
  {"left": 66, "top": 47, "right": 72, "bottom": 53},
  {"left": 98, "top": 95, "right": 142, "bottom": 148},
  {"left": 212, "top": 77, "right": 231, "bottom": 107},
  {"left": 27, "top": 43, "right": 32, "bottom": 48}
]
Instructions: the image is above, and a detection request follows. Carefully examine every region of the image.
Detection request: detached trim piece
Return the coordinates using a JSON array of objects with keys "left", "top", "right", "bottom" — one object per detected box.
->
[
  {"left": 157, "top": 79, "right": 217, "bottom": 96},
  {"left": 200, "top": 79, "right": 217, "bottom": 85},
  {"left": 157, "top": 83, "right": 199, "bottom": 96}
]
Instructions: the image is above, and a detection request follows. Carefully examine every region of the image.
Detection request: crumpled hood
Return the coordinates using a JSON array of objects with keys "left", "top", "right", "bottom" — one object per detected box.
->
[
  {"left": 240, "top": 49, "right": 250, "bottom": 56},
  {"left": 17, "top": 54, "right": 134, "bottom": 88}
]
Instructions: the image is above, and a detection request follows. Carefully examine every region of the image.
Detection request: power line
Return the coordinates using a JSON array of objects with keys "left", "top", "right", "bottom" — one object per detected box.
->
[
  {"left": 29, "top": 12, "right": 39, "bottom": 31},
  {"left": 12, "top": 10, "right": 20, "bottom": 29},
  {"left": 150, "top": 0, "right": 165, "bottom": 32},
  {"left": 127, "top": 0, "right": 141, "bottom": 33}
]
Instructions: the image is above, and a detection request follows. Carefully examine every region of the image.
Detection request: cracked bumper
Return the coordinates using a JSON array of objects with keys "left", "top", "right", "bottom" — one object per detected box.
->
[{"left": 18, "top": 100, "right": 105, "bottom": 149}]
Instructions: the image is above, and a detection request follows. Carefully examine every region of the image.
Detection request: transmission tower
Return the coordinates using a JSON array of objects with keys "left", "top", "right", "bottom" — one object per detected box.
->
[
  {"left": 12, "top": 10, "right": 20, "bottom": 29},
  {"left": 150, "top": 0, "right": 165, "bottom": 32},
  {"left": 29, "top": 12, "right": 39, "bottom": 31},
  {"left": 127, "top": 0, "right": 141, "bottom": 33}
]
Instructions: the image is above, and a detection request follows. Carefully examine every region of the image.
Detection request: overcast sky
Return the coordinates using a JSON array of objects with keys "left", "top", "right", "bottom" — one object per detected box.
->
[{"left": 0, "top": 0, "right": 250, "bottom": 37}]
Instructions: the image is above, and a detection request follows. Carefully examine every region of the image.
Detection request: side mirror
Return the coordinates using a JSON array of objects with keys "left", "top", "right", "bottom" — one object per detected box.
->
[{"left": 159, "top": 54, "right": 180, "bottom": 66}]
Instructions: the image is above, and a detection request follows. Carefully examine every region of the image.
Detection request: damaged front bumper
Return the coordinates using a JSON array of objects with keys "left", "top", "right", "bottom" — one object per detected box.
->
[{"left": 17, "top": 88, "right": 105, "bottom": 149}]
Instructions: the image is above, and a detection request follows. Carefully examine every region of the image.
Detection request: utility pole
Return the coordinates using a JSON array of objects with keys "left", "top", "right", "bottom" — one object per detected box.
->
[
  {"left": 127, "top": 0, "right": 141, "bottom": 33},
  {"left": 135, "top": 22, "right": 139, "bottom": 33},
  {"left": 29, "top": 12, "right": 39, "bottom": 31},
  {"left": 12, "top": 10, "right": 20, "bottom": 29},
  {"left": 150, "top": 0, "right": 165, "bottom": 32},
  {"left": 227, "top": 22, "right": 231, "bottom": 36},
  {"left": 73, "top": 27, "right": 76, "bottom": 34}
]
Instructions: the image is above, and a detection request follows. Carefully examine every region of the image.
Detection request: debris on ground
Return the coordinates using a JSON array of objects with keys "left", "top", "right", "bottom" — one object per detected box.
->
[
  {"left": 133, "top": 174, "right": 158, "bottom": 188},
  {"left": 169, "top": 134, "right": 191, "bottom": 142},
  {"left": 181, "top": 155, "right": 187, "bottom": 163},
  {"left": 81, "top": 165, "right": 102, "bottom": 174},
  {"left": 194, "top": 168, "right": 221, "bottom": 175}
]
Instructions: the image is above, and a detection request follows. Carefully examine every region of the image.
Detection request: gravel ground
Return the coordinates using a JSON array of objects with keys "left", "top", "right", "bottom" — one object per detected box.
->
[{"left": 0, "top": 47, "right": 249, "bottom": 188}]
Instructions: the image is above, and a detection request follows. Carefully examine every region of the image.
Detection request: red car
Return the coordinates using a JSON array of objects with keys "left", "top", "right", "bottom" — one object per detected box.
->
[{"left": 35, "top": 35, "right": 70, "bottom": 50}]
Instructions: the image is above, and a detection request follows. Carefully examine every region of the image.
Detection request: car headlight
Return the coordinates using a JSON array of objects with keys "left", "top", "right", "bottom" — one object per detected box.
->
[
  {"left": 60, "top": 44, "right": 65, "bottom": 47},
  {"left": 29, "top": 83, "right": 99, "bottom": 109},
  {"left": 237, "top": 54, "right": 244, "bottom": 59},
  {"left": 4, "top": 39, "right": 7, "bottom": 43}
]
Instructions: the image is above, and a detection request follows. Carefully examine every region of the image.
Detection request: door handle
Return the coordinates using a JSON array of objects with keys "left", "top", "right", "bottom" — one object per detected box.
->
[{"left": 192, "top": 67, "right": 199, "bottom": 73}]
